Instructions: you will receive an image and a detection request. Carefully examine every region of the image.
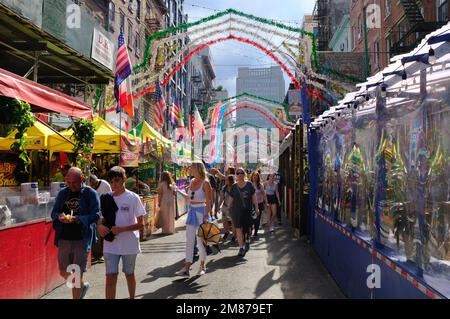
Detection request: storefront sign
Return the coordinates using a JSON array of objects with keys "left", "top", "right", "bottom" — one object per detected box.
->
[
  {"left": 0, "top": 160, "right": 18, "bottom": 186},
  {"left": 120, "top": 137, "right": 139, "bottom": 167},
  {"left": 1, "top": 0, "right": 43, "bottom": 28},
  {"left": 288, "top": 89, "right": 302, "bottom": 119},
  {"left": 91, "top": 28, "right": 114, "bottom": 70},
  {"left": 139, "top": 162, "right": 157, "bottom": 187}
]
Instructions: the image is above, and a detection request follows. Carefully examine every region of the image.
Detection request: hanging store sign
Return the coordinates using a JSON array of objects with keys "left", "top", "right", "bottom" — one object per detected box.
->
[
  {"left": 0, "top": 154, "right": 19, "bottom": 186},
  {"left": 91, "top": 28, "right": 114, "bottom": 70},
  {"left": 120, "top": 137, "right": 139, "bottom": 167},
  {"left": 287, "top": 89, "right": 302, "bottom": 119}
]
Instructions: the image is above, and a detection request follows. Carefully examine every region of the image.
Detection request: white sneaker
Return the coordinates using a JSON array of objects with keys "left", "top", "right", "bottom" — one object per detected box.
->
[{"left": 197, "top": 268, "right": 206, "bottom": 276}]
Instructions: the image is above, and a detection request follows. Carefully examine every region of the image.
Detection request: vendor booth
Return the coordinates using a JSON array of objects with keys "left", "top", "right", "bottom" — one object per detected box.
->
[
  {"left": 0, "top": 68, "right": 93, "bottom": 298},
  {"left": 307, "top": 24, "right": 450, "bottom": 299}
]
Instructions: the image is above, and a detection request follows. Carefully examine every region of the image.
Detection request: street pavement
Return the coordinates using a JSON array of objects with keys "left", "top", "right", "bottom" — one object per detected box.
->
[{"left": 43, "top": 214, "right": 344, "bottom": 299}]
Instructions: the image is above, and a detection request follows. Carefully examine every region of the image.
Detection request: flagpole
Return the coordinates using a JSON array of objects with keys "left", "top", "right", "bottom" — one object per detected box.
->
[
  {"left": 119, "top": 109, "right": 122, "bottom": 166},
  {"left": 191, "top": 102, "right": 194, "bottom": 161}
]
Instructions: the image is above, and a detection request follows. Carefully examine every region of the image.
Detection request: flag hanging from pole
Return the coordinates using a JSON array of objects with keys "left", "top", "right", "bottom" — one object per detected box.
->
[
  {"left": 117, "top": 79, "right": 134, "bottom": 117},
  {"left": 190, "top": 104, "right": 206, "bottom": 138},
  {"left": 154, "top": 81, "right": 166, "bottom": 129},
  {"left": 114, "top": 31, "right": 132, "bottom": 112},
  {"left": 170, "top": 97, "right": 181, "bottom": 127}
]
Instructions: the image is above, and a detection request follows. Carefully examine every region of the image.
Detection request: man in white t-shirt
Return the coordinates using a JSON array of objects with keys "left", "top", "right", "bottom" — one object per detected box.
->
[
  {"left": 96, "top": 166, "right": 145, "bottom": 299},
  {"left": 89, "top": 174, "right": 112, "bottom": 196}
]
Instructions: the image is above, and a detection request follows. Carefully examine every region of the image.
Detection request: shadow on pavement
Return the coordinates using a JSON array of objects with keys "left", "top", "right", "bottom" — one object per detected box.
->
[{"left": 257, "top": 224, "right": 345, "bottom": 299}]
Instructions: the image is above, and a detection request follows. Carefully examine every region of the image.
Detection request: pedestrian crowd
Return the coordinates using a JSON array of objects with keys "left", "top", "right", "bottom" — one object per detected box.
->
[{"left": 51, "top": 162, "right": 283, "bottom": 299}]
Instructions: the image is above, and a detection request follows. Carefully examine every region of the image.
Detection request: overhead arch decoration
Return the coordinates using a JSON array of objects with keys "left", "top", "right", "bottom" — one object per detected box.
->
[
  {"left": 204, "top": 94, "right": 295, "bottom": 129},
  {"left": 130, "top": 9, "right": 354, "bottom": 103},
  {"left": 207, "top": 99, "right": 291, "bottom": 165}
]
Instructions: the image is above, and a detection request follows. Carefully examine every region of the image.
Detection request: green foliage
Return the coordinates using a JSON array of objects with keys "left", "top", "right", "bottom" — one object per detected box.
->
[
  {"left": 0, "top": 97, "right": 34, "bottom": 165},
  {"left": 71, "top": 119, "right": 97, "bottom": 168}
]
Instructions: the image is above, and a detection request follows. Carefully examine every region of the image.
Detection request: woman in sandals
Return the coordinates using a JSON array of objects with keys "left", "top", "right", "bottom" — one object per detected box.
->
[{"left": 176, "top": 161, "right": 213, "bottom": 277}]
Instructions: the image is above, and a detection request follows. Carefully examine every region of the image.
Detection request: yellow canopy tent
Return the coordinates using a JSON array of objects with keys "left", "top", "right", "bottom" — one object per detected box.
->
[
  {"left": 130, "top": 121, "right": 173, "bottom": 149},
  {"left": 60, "top": 115, "right": 131, "bottom": 153},
  {"left": 0, "top": 120, "right": 74, "bottom": 151}
]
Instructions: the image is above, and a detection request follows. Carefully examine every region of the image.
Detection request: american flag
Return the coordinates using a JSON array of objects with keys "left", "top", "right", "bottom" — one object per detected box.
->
[
  {"left": 170, "top": 97, "right": 181, "bottom": 127},
  {"left": 154, "top": 81, "right": 166, "bottom": 129},
  {"left": 114, "top": 31, "right": 132, "bottom": 111}
]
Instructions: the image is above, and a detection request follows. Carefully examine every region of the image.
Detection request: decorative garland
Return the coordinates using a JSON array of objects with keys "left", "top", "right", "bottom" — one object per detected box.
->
[
  {"left": 133, "top": 35, "right": 301, "bottom": 99},
  {"left": 222, "top": 106, "right": 291, "bottom": 134},
  {"left": 131, "top": 7, "right": 361, "bottom": 104},
  {"left": 205, "top": 99, "right": 295, "bottom": 129},
  {"left": 134, "top": 27, "right": 304, "bottom": 94},
  {"left": 202, "top": 92, "right": 289, "bottom": 119},
  {"left": 134, "top": 8, "right": 314, "bottom": 73},
  {"left": 134, "top": 26, "right": 340, "bottom": 99}
]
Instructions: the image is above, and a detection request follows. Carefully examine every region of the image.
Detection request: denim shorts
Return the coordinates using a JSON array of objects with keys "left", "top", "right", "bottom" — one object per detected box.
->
[{"left": 104, "top": 253, "right": 138, "bottom": 275}]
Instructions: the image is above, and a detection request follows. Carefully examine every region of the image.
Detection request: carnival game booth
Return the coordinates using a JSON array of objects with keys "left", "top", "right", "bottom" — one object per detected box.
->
[
  {"left": 0, "top": 68, "right": 93, "bottom": 298},
  {"left": 308, "top": 23, "right": 450, "bottom": 299}
]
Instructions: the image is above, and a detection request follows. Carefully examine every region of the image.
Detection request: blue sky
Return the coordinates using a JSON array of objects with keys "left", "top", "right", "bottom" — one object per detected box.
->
[{"left": 184, "top": 0, "right": 316, "bottom": 96}]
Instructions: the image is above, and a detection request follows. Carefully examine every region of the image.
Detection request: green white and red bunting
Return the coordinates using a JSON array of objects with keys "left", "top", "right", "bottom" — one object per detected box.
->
[{"left": 129, "top": 8, "right": 353, "bottom": 102}]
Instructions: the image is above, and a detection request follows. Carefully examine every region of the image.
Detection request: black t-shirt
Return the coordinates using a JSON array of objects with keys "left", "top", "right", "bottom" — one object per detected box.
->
[
  {"left": 60, "top": 191, "right": 83, "bottom": 240},
  {"left": 230, "top": 182, "right": 255, "bottom": 216},
  {"left": 208, "top": 174, "right": 218, "bottom": 191}
]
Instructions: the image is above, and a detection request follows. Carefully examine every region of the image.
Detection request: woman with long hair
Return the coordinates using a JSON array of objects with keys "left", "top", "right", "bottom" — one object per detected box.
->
[
  {"left": 251, "top": 172, "right": 269, "bottom": 238},
  {"left": 227, "top": 168, "right": 259, "bottom": 257},
  {"left": 176, "top": 161, "right": 212, "bottom": 277},
  {"left": 157, "top": 171, "right": 177, "bottom": 234},
  {"left": 219, "top": 174, "right": 235, "bottom": 241},
  {"left": 264, "top": 173, "right": 280, "bottom": 233}
]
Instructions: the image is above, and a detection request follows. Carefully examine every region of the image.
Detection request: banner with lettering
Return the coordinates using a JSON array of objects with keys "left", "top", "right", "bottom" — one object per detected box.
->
[{"left": 120, "top": 137, "right": 139, "bottom": 167}]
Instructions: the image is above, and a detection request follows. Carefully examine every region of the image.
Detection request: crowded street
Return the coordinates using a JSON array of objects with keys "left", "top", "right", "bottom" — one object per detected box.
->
[
  {"left": 0, "top": 0, "right": 449, "bottom": 304},
  {"left": 43, "top": 214, "right": 343, "bottom": 299}
]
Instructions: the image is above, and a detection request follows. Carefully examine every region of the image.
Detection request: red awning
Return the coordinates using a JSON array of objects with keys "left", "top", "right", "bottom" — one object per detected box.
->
[{"left": 0, "top": 68, "right": 92, "bottom": 119}]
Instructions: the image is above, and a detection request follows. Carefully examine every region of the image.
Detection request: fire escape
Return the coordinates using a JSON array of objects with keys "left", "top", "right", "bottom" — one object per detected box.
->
[
  {"left": 313, "top": 0, "right": 331, "bottom": 52},
  {"left": 391, "top": 0, "right": 447, "bottom": 56}
]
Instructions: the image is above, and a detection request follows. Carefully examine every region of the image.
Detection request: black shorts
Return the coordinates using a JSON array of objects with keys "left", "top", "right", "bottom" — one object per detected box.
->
[
  {"left": 230, "top": 209, "right": 253, "bottom": 229},
  {"left": 267, "top": 195, "right": 278, "bottom": 205}
]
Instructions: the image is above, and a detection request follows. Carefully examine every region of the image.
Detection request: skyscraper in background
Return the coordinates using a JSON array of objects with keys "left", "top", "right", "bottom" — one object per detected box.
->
[{"left": 235, "top": 66, "right": 285, "bottom": 126}]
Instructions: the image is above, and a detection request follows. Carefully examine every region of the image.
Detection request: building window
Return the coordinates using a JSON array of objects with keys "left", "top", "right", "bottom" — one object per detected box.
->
[
  {"left": 135, "top": 32, "right": 141, "bottom": 55},
  {"left": 120, "top": 10, "right": 125, "bottom": 33},
  {"left": 128, "top": 20, "right": 133, "bottom": 49},
  {"left": 438, "top": 0, "right": 449, "bottom": 22},
  {"left": 385, "top": 0, "right": 392, "bottom": 17},
  {"left": 108, "top": 2, "right": 115, "bottom": 31},
  {"left": 136, "top": 0, "right": 141, "bottom": 20},
  {"left": 358, "top": 15, "right": 362, "bottom": 40},
  {"left": 386, "top": 37, "right": 392, "bottom": 63},
  {"left": 374, "top": 41, "right": 380, "bottom": 68},
  {"left": 128, "top": 0, "right": 134, "bottom": 13}
]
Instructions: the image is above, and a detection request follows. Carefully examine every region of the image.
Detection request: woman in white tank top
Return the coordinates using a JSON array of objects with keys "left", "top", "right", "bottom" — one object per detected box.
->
[{"left": 176, "top": 161, "right": 212, "bottom": 277}]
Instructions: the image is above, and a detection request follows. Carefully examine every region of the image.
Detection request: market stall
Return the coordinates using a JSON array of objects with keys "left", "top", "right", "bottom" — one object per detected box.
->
[
  {"left": 0, "top": 68, "right": 94, "bottom": 298},
  {"left": 308, "top": 23, "right": 450, "bottom": 299}
]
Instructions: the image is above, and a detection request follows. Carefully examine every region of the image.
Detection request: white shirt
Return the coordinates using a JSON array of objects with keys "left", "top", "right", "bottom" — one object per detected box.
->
[
  {"left": 96, "top": 180, "right": 112, "bottom": 196},
  {"left": 103, "top": 190, "right": 146, "bottom": 255}
]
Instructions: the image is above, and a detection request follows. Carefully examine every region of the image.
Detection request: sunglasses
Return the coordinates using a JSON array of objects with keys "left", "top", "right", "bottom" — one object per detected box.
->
[
  {"left": 191, "top": 191, "right": 195, "bottom": 200},
  {"left": 236, "top": 172, "right": 245, "bottom": 175}
]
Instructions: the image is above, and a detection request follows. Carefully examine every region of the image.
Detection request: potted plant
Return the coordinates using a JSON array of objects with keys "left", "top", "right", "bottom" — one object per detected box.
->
[
  {"left": 0, "top": 96, "right": 35, "bottom": 165},
  {"left": 71, "top": 119, "right": 97, "bottom": 175}
]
